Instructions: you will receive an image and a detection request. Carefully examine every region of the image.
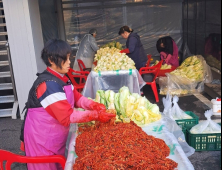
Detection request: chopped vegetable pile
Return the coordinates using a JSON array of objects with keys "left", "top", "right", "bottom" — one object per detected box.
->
[
  {"left": 73, "top": 121, "right": 178, "bottom": 170},
  {"left": 94, "top": 47, "right": 121, "bottom": 62},
  {"left": 171, "top": 56, "right": 204, "bottom": 82},
  {"left": 160, "top": 89, "right": 189, "bottom": 96},
  {"left": 153, "top": 60, "right": 172, "bottom": 70},
  {"left": 94, "top": 48, "right": 136, "bottom": 72},
  {"left": 101, "top": 41, "right": 123, "bottom": 50}
]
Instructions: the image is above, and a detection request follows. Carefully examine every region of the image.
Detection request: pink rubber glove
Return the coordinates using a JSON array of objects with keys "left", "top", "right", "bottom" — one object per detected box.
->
[
  {"left": 89, "top": 102, "right": 106, "bottom": 111},
  {"left": 70, "top": 109, "right": 115, "bottom": 123},
  {"left": 70, "top": 109, "right": 98, "bottom": 123},
  {"left": 75, "top": 96, "right": 94, "bottom": 110},
  {"left": 97, "top": 110, "right": 116, "bottom": 123},
  {"left": 76, "top": 96, "right": 106, "bottom": 111}
]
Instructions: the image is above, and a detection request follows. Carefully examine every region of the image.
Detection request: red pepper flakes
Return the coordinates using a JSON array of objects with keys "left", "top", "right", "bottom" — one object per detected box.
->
[{"left": 73, "top": 121, "right": 178, "bottom": 170}]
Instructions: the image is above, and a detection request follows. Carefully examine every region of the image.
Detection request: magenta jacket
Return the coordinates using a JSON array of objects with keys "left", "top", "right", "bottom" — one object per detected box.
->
[{"left": 160, "top": 40, "right": 179, "bottom": 67}]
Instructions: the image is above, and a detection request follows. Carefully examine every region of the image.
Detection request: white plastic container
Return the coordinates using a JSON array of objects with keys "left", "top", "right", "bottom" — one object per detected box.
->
[{"left": 211, "top": 98, "right": 221, "bottom": 116}]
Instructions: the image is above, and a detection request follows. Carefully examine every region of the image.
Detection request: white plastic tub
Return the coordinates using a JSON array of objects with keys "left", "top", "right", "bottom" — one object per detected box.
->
[{"left": 211, "top": 98, "right": 221, "bottom": 116}]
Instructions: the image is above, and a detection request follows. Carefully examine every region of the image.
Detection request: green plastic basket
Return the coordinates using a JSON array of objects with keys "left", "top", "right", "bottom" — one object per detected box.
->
[
  {"left": 186, "top": 124, "right": 221, "bottom": 152},
  {"left": 182, "top": 126, "right": 187, "bottom": 140},
  {"left": 176, "top": 111, "right": 199, "bottom": 129}
]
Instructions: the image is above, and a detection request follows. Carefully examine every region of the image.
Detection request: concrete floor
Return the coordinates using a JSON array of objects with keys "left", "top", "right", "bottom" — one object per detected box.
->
[
  {"left": 0, "top": 85, "right": 221, "bottom": 170},
  {"left": 0, "top": 118, "right": 27, "bottom": 170}
]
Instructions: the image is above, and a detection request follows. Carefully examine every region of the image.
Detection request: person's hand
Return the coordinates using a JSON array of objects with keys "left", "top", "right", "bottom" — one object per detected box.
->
[
  {"left": 165, "top": 54, "right": 172, "bottom": 64},
  {"left": 120, "top": 48, "right": 130, "bottom": 54},
  {"left": 89, "top": 102, "right": 106, "bottom": 111},
  {"left": 97, "top": 110, "right": 116, "bottom": 123}
]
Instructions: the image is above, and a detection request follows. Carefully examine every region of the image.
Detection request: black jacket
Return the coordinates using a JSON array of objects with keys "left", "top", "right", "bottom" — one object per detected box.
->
[{"left": 126, "top": 33, "right": 147, "bottom": 70}]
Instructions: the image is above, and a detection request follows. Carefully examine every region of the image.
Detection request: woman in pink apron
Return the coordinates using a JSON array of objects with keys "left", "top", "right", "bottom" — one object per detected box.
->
[
  {"left": 20, "top": 39, "right": 115, "bottom": 170},
  {"left": 156, "top": 36, "right": 179, "bottom": 67}
]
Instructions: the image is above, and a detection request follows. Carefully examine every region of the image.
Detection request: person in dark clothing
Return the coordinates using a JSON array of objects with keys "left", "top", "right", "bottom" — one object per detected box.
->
[
  {"left": 205, "top": 33, "right": 221, "bottom": 61},
  {"left": 156, "top": 36, "right": 179, "bottom": 67},
  {"left": 119, "top": 26, "right": 147, "bottom": 71}
]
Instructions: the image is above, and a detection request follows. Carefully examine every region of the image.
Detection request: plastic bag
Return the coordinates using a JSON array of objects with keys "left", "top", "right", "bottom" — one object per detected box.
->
[
  {"left": 171, "top": 96, "right": 192, "bottom": 120},
  {"left": 162, "top": 93, "right": 173, "bottom": 119},
  {"left": 159, "top": 116, "right": 195, "bottom": 158},
  {"left": 82, "top": 70, "right": 146, "bottom": 99},
  {"left": 73, "top": 34, "right": 99, "bottom": 71},
  {"left": 190, "top": 110, "right": 221, "bottom": 134},
  {"left": 203, "top": 60, "right": 213, "bottom": 84},
  {"left": 159, "top": 55, "right": 213, "bottom": 96},
  {"left": 205, "top": 55, "right": 221, "bottom": 71},
  {"left": 183, "top": 43, "right": 193, "bottom": 60}
]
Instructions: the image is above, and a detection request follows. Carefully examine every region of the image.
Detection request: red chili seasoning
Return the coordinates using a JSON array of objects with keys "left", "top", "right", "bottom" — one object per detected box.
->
[{"left": 73, "top": 121, "right": 178, "bottom": 170}]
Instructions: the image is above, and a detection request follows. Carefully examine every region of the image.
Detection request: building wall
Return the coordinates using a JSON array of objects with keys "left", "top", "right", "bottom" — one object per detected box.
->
[{"left": 3, "top": 0, "right": 45, "bottom": 117}]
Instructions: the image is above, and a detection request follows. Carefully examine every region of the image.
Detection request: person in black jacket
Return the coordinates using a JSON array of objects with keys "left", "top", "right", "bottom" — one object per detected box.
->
[{"left": 119, "top": 26, "right": 147, "bottom": 71}]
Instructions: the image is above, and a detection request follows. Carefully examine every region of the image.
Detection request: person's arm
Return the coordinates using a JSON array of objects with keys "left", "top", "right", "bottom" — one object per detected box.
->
[
  {"left": 70, "top": 109, "right": 115, "bottom": 123},
  {"left": 160, "top": 52, "right": 172, "bottom": 64},
  {"left": 120, "top": 37, "right": 138, "bottom": 54},
  {"left": 72, "top": 85, "right": 106, "bottom": 111},
  {"left": 160, "top": 52, "right": 167, "bottom": 61},
  {"left": 165, "top": 54, "right": 173, "bottom": 64},
  {"left": 36, "top": 81, "right": 109, "bottom": 126},
  {"left": 128, "top": 36, "right": 138, "bottom": 53},
  {"left": 71, "top": 87, "right": 114, "bottom": 123},
  {"left": 89, "top": 35, "right": 99, "bottom": 52}
]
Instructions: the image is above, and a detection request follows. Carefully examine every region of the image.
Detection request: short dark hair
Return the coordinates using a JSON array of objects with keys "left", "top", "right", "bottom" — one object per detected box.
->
[
  {"left": 89, "top": 28, "right": 97, "bottom": 35},
  {"left": 119, "top": 26, "right": 134, "bottom": 35},
  {"left": 41, "top": 39, "right": 71, "bottom": 69}
]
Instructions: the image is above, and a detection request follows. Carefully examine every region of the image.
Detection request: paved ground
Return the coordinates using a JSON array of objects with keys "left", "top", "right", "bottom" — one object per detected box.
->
[
  {"left": 0, "top": 118, "right": 27, "bottom": 170},
  {"left": 0, "top": 85, "right": 221, "bottom": 170}
]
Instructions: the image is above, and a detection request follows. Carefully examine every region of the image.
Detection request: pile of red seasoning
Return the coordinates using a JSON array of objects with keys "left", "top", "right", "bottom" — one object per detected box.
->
[{"left": 73, "top": 121, "right": 178, "bottom": 170}]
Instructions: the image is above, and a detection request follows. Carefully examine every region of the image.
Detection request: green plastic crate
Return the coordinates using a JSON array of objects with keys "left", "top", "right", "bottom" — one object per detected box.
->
[
  {"left": 182, "top": 126, "right": 187, "bottom": 140},
  {"left": 186, "top": 124, "right": 221, "bottom": 152},
  {"left": 176, "top": 111, "right": 199, "bottom": 129}
]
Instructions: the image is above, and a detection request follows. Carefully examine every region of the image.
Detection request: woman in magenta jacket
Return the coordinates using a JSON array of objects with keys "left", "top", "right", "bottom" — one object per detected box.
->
[{"left": 156, "top": 36, "right": 179, "bottom": 67}]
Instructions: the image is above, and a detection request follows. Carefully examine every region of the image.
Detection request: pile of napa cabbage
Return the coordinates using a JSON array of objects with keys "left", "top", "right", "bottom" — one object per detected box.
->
[{"left": 95, "top": 87, "right": 161, "bottom": 126}]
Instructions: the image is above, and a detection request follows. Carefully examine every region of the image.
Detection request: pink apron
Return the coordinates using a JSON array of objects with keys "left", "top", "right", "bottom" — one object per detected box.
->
[{"left": 24, "top": 85, "right": 74, "bottom": 170}]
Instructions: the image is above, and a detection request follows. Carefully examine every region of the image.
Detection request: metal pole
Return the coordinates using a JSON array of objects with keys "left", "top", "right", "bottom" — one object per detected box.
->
[
  {"left": 195, "top": 0, "right": 197, "bottom": 55},
  {"left": 55, "top": 0, "right": 66, "bottom": 41},
  {"left": 5, "top": 42, "right": 18, "bottom": 101},
  {"left": 122, "top": 0, "right": 127, "bottom": 25}
]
